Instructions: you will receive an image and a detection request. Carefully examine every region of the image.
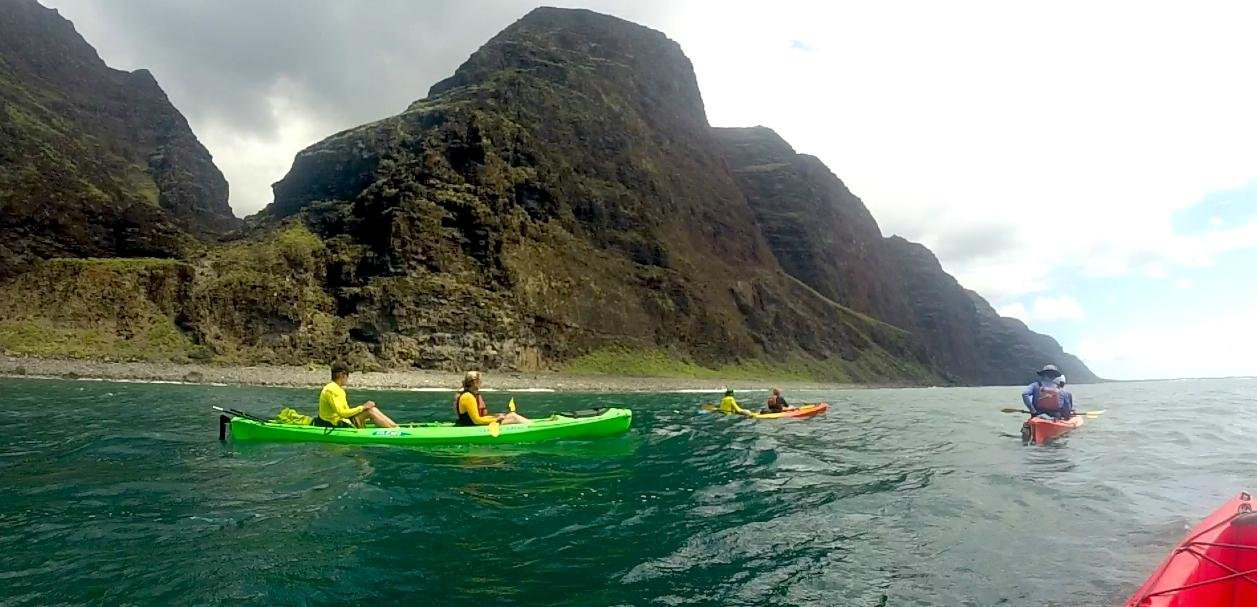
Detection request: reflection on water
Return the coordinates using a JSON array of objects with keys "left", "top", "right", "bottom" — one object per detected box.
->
[{"left": 0, "top": 377, "right": 1253, "bottom": 606}]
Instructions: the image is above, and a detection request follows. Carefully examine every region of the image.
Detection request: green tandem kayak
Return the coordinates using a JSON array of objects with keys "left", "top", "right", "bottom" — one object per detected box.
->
[{"left": 223, "top": 407, "right": 633, "bottom": 446}]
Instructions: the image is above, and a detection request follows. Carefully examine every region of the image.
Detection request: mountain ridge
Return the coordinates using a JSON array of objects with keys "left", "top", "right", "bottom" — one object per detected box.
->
[{"left": 0, "top": 3, "right": 1097, "bottom": 385}]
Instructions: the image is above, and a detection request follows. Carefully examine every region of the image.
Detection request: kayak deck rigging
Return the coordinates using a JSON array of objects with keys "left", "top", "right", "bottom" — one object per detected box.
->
[{"left": 1125, "top": 492, "right": 1257, "bottom": 606}]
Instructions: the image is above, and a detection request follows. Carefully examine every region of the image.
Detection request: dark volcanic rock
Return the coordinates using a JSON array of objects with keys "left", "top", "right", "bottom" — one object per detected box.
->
[
  {"left": 715, "top": 127, "right": 916, "bottom": 328},
  {"left": 0, "top": 5, "right": 1095, "bottom": 384},
  {"left": 0, "top": 0, "right": 238, "bottom": 275},
  {"left": 262, "top": 7, "right": 932, "bottom": 380}
]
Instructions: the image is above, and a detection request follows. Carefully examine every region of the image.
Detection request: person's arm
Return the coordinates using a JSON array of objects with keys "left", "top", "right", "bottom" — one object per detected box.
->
[
  {"left": 780, "top": 396, "right": 789, "bottom": 408},
  {"left": 733, "top": 399, "right": 752, "bottom": 416},
  {"left": 1062, "top": 391, "right": 1074, "bottom": 416},
  {"left": 462, "top": 393, "right": 497, "bottom": 426},
  {"left": 333, "top": 390, "right": 366, "bottom": 420},
  {"left": 1022, "top": 384, "right": 1037, "bottom": 415}
]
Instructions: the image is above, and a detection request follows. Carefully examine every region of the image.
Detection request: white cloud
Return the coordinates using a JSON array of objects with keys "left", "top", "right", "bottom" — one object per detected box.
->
[
  {"left": 996, "top": 302, "right": 1027, "bottom": 320},
  {"left": 997, "top": 296, "right": 1085, "bottom": 322},
  {"left": 1078, "top": 312, "right": 1257, "bottom": 379},
  {"left": 1211, "top": 216, "right": 1226, "bottom": 227},
  {"left": 668, "top": 0, "right": 1257, "bottom": 291},
  {"left": 1175, "top": 278, "right": 1194, "bottom": 289}
]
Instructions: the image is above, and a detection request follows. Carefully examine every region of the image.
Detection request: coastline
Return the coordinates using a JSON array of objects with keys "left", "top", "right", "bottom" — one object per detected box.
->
[{"left": 0, "top": 355, "right": 898, "bottom": 393}]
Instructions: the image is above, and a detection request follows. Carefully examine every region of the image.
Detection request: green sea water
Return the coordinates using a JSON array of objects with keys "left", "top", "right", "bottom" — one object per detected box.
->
[{"left": 2, "top": 377, "right": 1254, "bottom": 606}]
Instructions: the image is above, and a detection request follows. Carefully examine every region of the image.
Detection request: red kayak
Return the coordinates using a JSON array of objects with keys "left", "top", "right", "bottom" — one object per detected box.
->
[
  {"left": 1125, "top": 492, "right": 1257, "bottom": 606},
  {"left": 1020, "top": 415, "right": 1084, "bottom": 444}
]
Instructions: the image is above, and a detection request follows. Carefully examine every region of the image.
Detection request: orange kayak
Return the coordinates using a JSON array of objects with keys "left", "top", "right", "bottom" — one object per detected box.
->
[
  {"left": 1125, "top": 492, "right": 1257, "bottom": 606},
  {"left": 1020, "top": 415, "right": 1084, "bottom": 444},
  {"left": 751, "top": 403, "right": 828, "bottom": 419},
  {"left": 702, "top": 402, "right": 829, "bottom": 419}
]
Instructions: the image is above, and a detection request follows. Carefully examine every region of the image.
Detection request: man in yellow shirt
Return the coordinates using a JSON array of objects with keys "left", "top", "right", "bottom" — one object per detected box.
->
[
  {"left": 718, "top": 388, "right": 753, "bottom": 416},
  {"left": 314, "top": 363, "right": 398, "bottom": 428}
]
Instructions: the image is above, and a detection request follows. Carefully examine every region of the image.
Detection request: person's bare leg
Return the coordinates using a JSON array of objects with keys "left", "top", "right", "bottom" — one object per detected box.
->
[
  {"left": 364, "top": 407, "right": 398, "bottom": 428},
  {"left": 500, "top": 412, "right": 530, "bottom": 425}
]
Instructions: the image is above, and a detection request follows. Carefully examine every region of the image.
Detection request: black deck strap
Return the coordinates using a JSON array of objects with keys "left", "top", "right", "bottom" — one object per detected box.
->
[
  {"left": 219, "top": 414, "right": 231, "bottom": 441},
  {"left": 558, "top": 408, "right": 609, "bottom": 418}
]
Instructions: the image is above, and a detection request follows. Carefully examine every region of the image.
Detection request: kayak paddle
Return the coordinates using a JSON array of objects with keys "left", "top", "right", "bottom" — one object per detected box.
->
[
  {"left": 212, "top": 405, "right": 269, "bottom": 424},
  {"left": 488, "top": 398, "right": 518, "bottom": 437},
  {"left": 999, "top": 407, "right": 1106, "bottom": 418}
]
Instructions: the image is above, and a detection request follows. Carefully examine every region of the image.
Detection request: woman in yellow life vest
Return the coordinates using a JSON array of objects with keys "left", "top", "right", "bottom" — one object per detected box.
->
[
  {"left": 454, "top": 371, "right": 530, "bottom": 426},
  {"left": 315, "top": 363, "right": 398, "bottom": 429},
  {"left": 718, "top": 388, "right": 753, "bottom": 416}
]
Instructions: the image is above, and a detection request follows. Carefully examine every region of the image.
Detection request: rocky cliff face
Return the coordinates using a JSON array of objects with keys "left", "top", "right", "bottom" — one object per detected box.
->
[
  {"left": 0, "top": 0, "right": 238, "bottom": 276},
  {"left": 0, "top": 5, "right": 1096, "bottom": 384},
  {"left": 260, "top": 7, "right": 933, "bottom": 381},
  {"left": 716, "top": 127, "right": 1098, "bottom": 384}
]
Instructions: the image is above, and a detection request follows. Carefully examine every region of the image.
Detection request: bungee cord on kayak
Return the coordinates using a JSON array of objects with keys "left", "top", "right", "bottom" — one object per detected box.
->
[{"left": 1123, "top": 492, "right": 1257, "bottom": 606}]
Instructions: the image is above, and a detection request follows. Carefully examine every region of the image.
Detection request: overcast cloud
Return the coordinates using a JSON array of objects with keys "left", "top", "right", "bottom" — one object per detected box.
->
[{"left": 38, "top": 0, "right": 1257, "bottom": 378}]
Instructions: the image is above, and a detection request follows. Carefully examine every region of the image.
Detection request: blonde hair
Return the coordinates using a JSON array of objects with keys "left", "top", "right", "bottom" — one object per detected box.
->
[{"left": 462, "top": 370, "right": 481, "bottom": 391}]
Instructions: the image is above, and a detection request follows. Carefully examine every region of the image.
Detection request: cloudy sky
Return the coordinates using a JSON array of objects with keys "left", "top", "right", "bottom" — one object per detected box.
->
[{"left": 43, "top": 0, "right": 1257, "bottom": 381}]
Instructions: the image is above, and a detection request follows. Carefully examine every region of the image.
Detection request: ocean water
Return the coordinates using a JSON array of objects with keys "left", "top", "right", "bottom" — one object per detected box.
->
[{"left": 1, "top": 377, "right": 1253, "bottom": 606}]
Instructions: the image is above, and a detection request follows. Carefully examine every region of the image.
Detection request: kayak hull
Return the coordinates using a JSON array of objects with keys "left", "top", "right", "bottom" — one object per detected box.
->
[
  {"left": 1125, "top": 492, "right": 1257, "bottom": 607},
  {"left": 752, "top": 403, "right": 829, "bottom": 419},
  {"left": 1021, "top": 415, "right": 1084, "bottom": 444},
  {"left": 703, "top": 403, "right": 829, "bottom": 419},
  {"left": 228, "top": 408, "right": 632, "bottom": 446}
]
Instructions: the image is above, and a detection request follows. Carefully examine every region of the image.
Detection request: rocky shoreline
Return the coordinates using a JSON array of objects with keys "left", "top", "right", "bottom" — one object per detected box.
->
[{"left": 0, "top": 356, "right": 897, "bottom": 393}]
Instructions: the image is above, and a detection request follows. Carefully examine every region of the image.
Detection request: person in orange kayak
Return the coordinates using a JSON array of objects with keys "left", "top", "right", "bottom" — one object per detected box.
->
[
  {"left": 454, "top": 371, "right": 530, "bottom": 426},
  {"left": 1022, "top": 364, "right": 1067, "bottom": 419},
  {"left": 718, "top": 388, "right": 753, "bottom": 416},
  {"left": 1054, "top": 375, "right": 1075, "bottom": 419},
  {"left": 315, "top": 362, "right": 398, "bottom": 429},
  {"left": 762, "top": 387, "right": 791, "bottom": 413}
]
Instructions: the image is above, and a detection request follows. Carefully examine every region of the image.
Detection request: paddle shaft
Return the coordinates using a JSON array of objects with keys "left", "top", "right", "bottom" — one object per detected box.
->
[
  {"left": 212, "top": 406, "right": 269, "bottom": 424},
  {"left": 1000, "top": 407, "right": 1103, "bottom": 417}
]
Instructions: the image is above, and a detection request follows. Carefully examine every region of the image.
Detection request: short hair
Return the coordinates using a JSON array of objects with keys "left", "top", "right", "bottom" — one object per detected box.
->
[{"left": 331, "top": 362, "right": 350, "bottom": 380}]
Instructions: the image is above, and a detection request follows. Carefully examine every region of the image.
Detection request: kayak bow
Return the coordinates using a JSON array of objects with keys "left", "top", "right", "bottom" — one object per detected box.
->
[{"left": 1125, "top": 491, "right": 1257, "bottom": 606}]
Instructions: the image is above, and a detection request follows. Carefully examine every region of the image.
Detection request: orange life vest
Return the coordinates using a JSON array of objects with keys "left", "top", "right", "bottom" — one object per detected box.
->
[
  {"left": 453, "top": 391, "right": 487, "bottom": 425},
  {"left": 1035, "top": 384, "right": 1062, "bottom": 412}
]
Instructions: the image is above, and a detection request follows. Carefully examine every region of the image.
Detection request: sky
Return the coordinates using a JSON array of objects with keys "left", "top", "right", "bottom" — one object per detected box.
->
[{"left": 41, "top": 0, "right": 1257, "bottom": 381}]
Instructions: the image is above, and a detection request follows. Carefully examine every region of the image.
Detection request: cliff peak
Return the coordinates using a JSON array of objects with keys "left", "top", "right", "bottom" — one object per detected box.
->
[
  {"left": 426, "top": 6, "right": 707, "bottom": 128},
  {"left": 0, "top": 0, "right": 238, "bottom": 275}
]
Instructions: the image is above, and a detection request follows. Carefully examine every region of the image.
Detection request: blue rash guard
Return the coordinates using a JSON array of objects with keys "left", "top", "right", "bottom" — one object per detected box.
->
[{"left": 1022, "top": 381, "right": 1074, "bottom": 419}]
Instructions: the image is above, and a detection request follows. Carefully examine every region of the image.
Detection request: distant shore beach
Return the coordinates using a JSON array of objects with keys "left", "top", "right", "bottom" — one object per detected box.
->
[{"left": 0, "top": 355, "right": 891, "bottom": 393}]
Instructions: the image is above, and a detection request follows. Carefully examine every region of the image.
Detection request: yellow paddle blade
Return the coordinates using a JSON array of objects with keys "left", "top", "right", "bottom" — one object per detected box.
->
[
  {"left": 701, "top": 404, "right": 717, "bottom": 412},
  {"left": 1000, "top": 407, "right": 1029, "bottom": 414},
  {"left": 1083, "top": 410, "right": 1106, "bottom": 417},
  {"left": 508, "top": 398, "right": 516, "bottom": 413},
  {"left": 488, "top": 421, "right": 500, "bottom": 437}
]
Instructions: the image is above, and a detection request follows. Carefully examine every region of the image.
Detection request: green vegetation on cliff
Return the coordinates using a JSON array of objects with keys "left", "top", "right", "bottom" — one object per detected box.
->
[
  {"left": 0, "top": 0, "right": 238, "bottom": 277},
  {"left": 0, "top": 5, "right": 1096, "bottom": 385},
  {"left": 0, "top": 258, "right": 193, "bottom": 361}
]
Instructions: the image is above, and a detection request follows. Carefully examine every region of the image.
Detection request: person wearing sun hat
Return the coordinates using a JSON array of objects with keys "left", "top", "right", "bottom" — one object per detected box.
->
[{"left": 1022, "top": 364, "right": 1066, "bottom": 419}]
